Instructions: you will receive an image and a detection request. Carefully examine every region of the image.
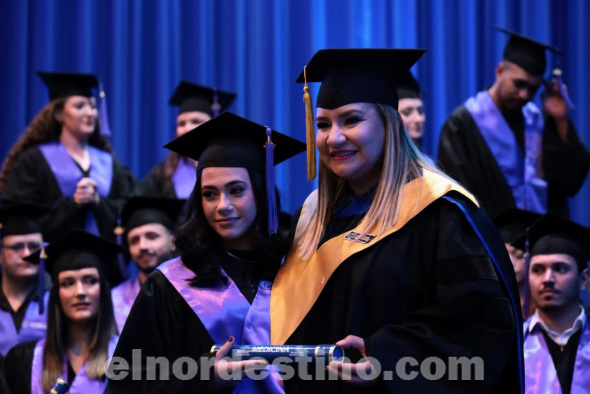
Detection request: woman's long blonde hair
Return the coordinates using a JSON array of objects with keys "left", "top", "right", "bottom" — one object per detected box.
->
[{"left": 294, "top": 103, "right": 448, "bottom": 260}]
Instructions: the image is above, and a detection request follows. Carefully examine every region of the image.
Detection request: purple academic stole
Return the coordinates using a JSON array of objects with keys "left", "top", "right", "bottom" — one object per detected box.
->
[
  {"left": 465, "top": 91, "right": 547, "bottom": 213},
  {"left": 111, "top": 276, "right": 141, "bottom": 333},
  {"left": 38, "top": 141, "right": 113, "bottom": 235},
  {"left": 30, "top": 335, "right": 118, "bottom": 394},
  {"left": 523, "top": 317, "right": 590, "bottom": 393},
  {"left": 0, "top": 291, "right": 49, "bottom": 356},
  {"left": 157, "top": 257, "right": 284, "bottom": 393},
  {"left": 171, "top": 157, "right": 196, "bottom": 199}
]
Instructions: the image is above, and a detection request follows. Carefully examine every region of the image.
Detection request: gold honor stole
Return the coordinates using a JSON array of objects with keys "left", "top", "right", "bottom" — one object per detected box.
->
[{"left": 270, "top": 170, "right": 478, "bottom": 345}]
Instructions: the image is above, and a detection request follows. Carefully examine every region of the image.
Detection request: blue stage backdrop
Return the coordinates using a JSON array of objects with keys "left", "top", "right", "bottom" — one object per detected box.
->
[{"left": 1, "top": 0, "right": 589, "bottom": 224}]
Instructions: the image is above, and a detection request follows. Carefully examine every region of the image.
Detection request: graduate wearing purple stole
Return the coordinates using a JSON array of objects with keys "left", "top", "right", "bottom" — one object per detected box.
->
[
  {"left": 523, "top": 312, "right": 590, "bottom": 393},
  {"left": 29, "top": 335, "right": 118, "bottom": 394},
  {"left": 0, "top": 72, "right": 136, "bottom": 243},
  {"left": 0, "top": 291, "right": 49, "bottom": 356},
  {"left": 109, "top": 112, "right": 305, "bottom": 393},
  {"left": 438, "top": 28, "right": 590, "bottom": 219}
]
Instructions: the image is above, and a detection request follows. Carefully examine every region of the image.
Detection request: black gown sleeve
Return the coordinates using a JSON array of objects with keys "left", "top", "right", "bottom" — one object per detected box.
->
[
  {"left": 366, "top": 196, "right": 521, "bottom": 393},
  {"left": 1, "top": 147, "right": 80, "bottom": 241},
  {"left": 542, "top": 115, "right": 590, "bottom": 214},
  {"left": 1, "top": 147, "right": 136, "bottom": 242},
  {"left": 108, "top": 270, "right": 231, "bottom": 394},
  {"left": 93, "top": 157, "right": 137, "bottom": 241},
  {"left": 437, "top": 106, "right": 517, "bottom": 219},
  {"left": 3, "top": 340, "right": 35, "bottom": 394}
]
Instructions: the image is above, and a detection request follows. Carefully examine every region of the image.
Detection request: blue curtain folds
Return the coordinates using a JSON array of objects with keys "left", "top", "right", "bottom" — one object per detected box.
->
[{"left": 1, "top": 0, "right": 588, "bottom": 224}]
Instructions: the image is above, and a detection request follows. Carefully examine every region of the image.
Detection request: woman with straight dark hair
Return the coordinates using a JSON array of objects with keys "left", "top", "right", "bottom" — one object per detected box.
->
[
  {"left": 270, "top": 49, "right": 525, "bottom": 393},
  {"left": 110, "top": 112, "right": 305, "bottom": 393},
  {"left": 3, "top": 230, "right": 122, "bottom": 393},
  {"left": 0, "top": 72, "right": 136, "bottom": 242}
]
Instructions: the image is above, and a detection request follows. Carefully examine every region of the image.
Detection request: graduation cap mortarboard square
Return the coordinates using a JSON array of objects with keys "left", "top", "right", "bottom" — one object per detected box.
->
[
  {"left": 25, "top": 230, "right": 125, "bottom": 285},
  {"left": 121, "top": 197, "right": 187, "bottom": 233},
  {"left": 513, "top": 213, "right": 590, "bottom": 272},
  {"left": 396, "top": 71, "right": 423, "bottom": 101},
  {"left": 164, "top": 111, "right": 306, "bottom": 172},
  {"left": 169, "top": 81, "right": 236, "bottom": 116},
  {"left": 0, "top": 203, "right": 51, "bottom": 237},
  {"left": 496, "top": 27, "right": 563, "bottom": 77},
  {"left": 296, "top": 48, "right": 426, "bottom": 109},
  {"left": 493, "top": 208, "right": 541, "bottom": 245},
  {"left": 37, "top": 72, "right": 99, "bottom": 101}
]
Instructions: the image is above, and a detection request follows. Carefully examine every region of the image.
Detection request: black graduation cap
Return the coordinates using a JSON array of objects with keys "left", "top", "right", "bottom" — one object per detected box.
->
[
  {"left": 25, "top": 230, "right": 125, "bottom": 284},
  {"left": 496, "top": 27, "right": 563, "bottom": 77},
  {"left": 169, "top": 81, "right": 236, "bottom": 116},
  {"left": 37, "top": 72, "right": 99, "bottom": 101},
  {"left": 121, "top": 197, "right": 186, "bottom": 233},
  {"left": 164, "top": 111, "right": 305, "bottom": 234},
  {"left": 164, "top": 111, "right": 306, "bottom": 171},
  {"left": 396, "top": 71, "right": 423, "bottom": 101},
  {"left": 493, "top": 208, "right": 541, "bottom": 245},
  {"left": 296, "top": 48, "right": 426, "bottom": 110},
  {"left": 513, "top": 213, "right": 590, "bottom": 272},
  {"left": 0, "top": 203, "right": 50, "bottom": 237}
]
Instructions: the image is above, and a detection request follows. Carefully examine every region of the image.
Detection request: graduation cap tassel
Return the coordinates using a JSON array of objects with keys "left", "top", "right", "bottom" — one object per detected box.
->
[
  {"left": 265, "top": 127, "right": 278, "bottom": 235},
  {"left": 99, "top": 81, "right": 112, "bottom": 138},
  {"left": 38, "top": 245, "right": 47, "bottom": 315},
  {"left": 114, "top": 218, "right": 129, "bottom": 280},
  {"left": 303, "top": 66, "right": 316, "bottom": 181}
]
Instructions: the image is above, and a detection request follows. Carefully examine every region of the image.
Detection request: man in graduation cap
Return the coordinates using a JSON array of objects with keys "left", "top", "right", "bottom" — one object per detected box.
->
[
  {"left": 493, "top": 208, "right": 542, "bottom": 316},
  {"left": 0, "top": 203, "right": 49, "bottom": 357},
  {"left": 111, "top": 197, "right": 185, "bottom": 332},
  {"left": 512, "top": 214, "right": 590, "bottom": 393},
  {"left": 397, "top": 71, "right": 426, "bottom": 146},
  {"left": 438, "top": 28, "right": 590, "bottom": 219},
  {"left": 137, "top": 81, "right": 236, "bottom": 199}
]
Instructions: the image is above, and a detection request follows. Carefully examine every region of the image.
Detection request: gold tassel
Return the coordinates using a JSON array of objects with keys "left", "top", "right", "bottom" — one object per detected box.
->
[{"left": 303, "top": 66, "right": 316, "bottom": 181}]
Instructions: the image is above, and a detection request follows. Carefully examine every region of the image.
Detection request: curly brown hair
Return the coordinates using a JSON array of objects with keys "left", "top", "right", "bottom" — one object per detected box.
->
[{"left": 0, "top": 98, "right": 112, "bottom": 193}]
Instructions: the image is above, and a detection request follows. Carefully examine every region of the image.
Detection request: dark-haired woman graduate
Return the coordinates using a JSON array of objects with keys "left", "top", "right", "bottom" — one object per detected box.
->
[
  {"left": 109, "top": 112, "right": 305, "bottom": 393},
  {"left": 3, "top": 230, "right": 122, "bottom": 393},
  {"left": 0, "top": 72, "right": 136, "bottom": 242}
]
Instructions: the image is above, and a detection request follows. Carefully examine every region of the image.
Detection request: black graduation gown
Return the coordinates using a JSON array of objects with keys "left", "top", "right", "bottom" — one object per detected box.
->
[
  {"left": 437, "top": 105, "right": 590, "bottom": 219},
  {"left": 282, "top": 192, "right": 523, "bottom": 393},
  {"left": 108, "top": 253, "right": 266, "bottom": 394},
  {"left": 3, "top": 340, "right": 35, "bottom": 394},
  {"left": 136, "top": 161, "right": 178, "bottom": 198},
  {"left": 1, "top": 145, "right": 137, "bottom": 242}
]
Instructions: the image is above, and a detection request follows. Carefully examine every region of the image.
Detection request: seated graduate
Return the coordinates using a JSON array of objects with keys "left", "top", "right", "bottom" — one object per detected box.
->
[
  {"left": 137, "top": 81, "right": 236, "bottom": 199},
  {"left": 0, "top": 204, "right": 50, "bottom": 357},
  {"left": 270, "top": 49, "right": 525, "bottom": 392},
  {"left": 0, "top": 72, "right": 136, "bottom": 242},
  {"left": 111, "top": 197, "right": 185, "bottom": 333},
  {"left": 512, "top": 214, "right": 590, "bottom": 393},
  {"left": 109, "top": 112, "right": 305, "bottom": 393},
  {"left": 3, "top": 230, "right": 122, "bottom": 394},
  {"left": 492, "top": 208, "right": 541, "bottom": 317}
]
